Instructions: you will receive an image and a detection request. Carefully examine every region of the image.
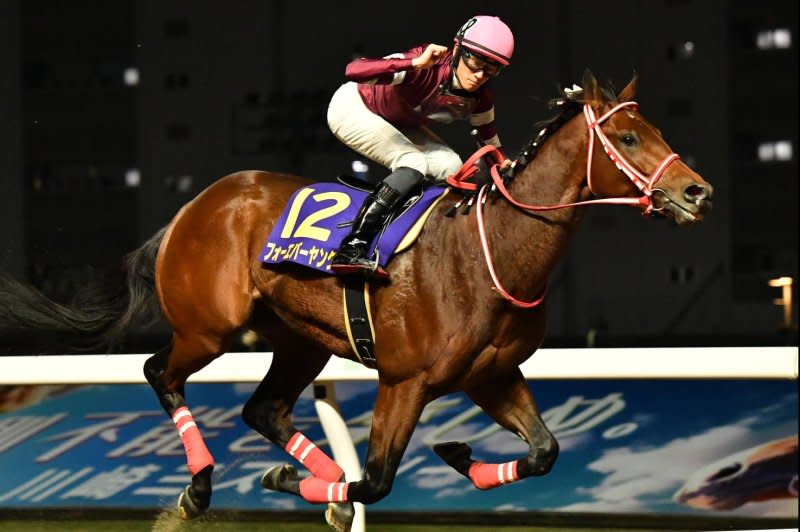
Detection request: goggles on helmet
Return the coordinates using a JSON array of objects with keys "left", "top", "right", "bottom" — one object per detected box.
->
[{"left": 460, "top": 48, "right": 503, "bottom": 77}]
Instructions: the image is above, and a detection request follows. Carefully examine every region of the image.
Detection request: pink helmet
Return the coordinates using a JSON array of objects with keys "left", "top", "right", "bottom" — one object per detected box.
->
[{"left": 454, "top": 15, "right": 514, "bottom": 66}]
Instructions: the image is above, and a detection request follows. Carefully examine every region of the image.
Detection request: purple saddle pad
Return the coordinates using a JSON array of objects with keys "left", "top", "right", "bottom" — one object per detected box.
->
[{"left": 260, "top": 182, "right": 447, "bottom": 274}]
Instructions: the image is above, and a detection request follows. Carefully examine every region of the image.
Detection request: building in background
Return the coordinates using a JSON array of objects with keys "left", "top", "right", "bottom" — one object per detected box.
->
[{"left": 0, "top": 0, "right": 796, "bottom": 349}]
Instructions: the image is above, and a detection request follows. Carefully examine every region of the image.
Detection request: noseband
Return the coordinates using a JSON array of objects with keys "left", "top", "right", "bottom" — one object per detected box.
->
[{"left": 446, "top": 101, "right": 682, "bottom": 307}]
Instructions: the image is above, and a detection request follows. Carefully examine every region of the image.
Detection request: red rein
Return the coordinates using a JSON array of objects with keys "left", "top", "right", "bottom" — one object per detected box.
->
[{"left": 446, "top": 102, "right": 681, "bottom": 308}]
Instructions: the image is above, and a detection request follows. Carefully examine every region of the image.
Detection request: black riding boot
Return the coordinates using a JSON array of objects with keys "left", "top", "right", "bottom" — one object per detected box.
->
[
  {"left": 330, "top": 183, "right": 402, "bottom": 278},
  {"left": 332, "top": 166, "right": 425, "bottom": 278}
]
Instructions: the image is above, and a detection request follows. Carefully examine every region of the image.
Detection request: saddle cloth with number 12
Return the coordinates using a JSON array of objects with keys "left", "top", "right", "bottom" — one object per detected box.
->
[{"left": 260, "top": 182, "right": 449, "bottom": 273}]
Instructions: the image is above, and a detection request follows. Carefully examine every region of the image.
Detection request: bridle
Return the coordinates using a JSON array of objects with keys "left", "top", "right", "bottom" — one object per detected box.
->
[
  {"left": 584, "top": 101, "right": 680, "bottom": 214},
  {"left": 446, "top": 101, "right": 682, "bottom": 308}
]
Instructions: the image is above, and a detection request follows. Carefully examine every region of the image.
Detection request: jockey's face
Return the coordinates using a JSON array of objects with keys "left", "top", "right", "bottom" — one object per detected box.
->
[{"left": 455, "top": 47, "right": 500, "bottom": 92}]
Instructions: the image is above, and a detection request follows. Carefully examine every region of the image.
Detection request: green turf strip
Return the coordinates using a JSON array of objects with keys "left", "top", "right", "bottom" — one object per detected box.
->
[{"left": 0, "top": 521, "right": 689, "bottom": 532}]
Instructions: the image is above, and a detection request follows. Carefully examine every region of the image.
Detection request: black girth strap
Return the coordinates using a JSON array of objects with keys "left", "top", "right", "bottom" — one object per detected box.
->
[{"left": 343, "top": 277, "right": 377, "bottom": 368}]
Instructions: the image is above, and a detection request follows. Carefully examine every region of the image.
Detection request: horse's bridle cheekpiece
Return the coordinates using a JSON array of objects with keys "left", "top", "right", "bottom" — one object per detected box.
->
[{"left": 583, "top": 101, "right": 681, "bottom": 214}]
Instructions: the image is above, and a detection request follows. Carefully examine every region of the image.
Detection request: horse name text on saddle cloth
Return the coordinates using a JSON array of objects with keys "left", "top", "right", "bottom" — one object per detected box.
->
[{"left": 260, "top": 182, "right": 447, "bottom": 273}]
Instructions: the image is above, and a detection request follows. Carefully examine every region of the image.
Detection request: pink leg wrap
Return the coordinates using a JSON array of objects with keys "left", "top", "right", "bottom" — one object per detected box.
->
[
  {"left": 173, "top": 406, "right": 214, "bottom": 476},
  {"left": 285, "top": 432, "right": 344, "bottom": 481},
  {"left": 298, "top": 477, "right": 349, "bottom": 504},
  {"left": 468, "top": 460, "right": 519, "bottom": 490}
]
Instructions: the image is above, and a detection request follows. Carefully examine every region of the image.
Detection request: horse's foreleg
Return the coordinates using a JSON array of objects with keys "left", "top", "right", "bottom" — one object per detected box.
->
[
  {"left": 143, "top": 337, "right": 222, "bottom": 518},
  {"left": 434, "top": 368, "right": 558, "bottom": 490}
]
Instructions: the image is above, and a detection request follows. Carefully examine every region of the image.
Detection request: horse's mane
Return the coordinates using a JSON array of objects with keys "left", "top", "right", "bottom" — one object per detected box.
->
[{"left": 513, "top": 83, "right": 617, "bottom": 171}]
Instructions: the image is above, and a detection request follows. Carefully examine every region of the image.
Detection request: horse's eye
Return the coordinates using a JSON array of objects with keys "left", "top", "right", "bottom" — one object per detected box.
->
[{"left": 620, "top": 133, "right": 637, "bottom": 147}]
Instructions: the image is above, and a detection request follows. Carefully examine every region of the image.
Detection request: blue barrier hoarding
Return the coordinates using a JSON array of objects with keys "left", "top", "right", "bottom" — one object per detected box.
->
[{"left": 0, "top": 380, "right": 796, "bottom": 517}]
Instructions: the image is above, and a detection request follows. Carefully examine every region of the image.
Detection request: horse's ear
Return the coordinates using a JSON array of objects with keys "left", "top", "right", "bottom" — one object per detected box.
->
[
  {"left": 582, "top": 69, "right": 603, "bottom": 104},
  {"left": 618, "top": 71, "right": 638, "bottom": 102}
]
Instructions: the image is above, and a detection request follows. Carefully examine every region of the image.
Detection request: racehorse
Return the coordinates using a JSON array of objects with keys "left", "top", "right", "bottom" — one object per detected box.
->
[{"left": 0, "top": 71, "right": 711, "bottom": 531}]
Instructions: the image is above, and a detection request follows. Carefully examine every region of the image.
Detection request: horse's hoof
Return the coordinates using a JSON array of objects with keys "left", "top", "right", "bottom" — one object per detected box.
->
[
  {"left": 261, "top": 464, "right": 299, "bottom": 493},
  {"left": 433, "top": 441, "right": 474, "bottom": 475},
  {"left": 325, "top": 501, "right": 354, "bottom": 532},
  {"left": 434, "top": 441, "right": 472, "bottom": 463},
  {"left": 177, "top": 485, "right": 206, "bottom": 520}
]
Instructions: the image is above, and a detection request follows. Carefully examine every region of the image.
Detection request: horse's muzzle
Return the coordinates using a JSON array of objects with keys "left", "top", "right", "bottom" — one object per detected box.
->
[{"left": 651, "top": 182, "right": 713, "bottom": 225}]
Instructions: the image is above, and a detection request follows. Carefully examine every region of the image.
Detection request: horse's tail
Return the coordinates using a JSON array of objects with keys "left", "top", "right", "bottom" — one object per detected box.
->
[{"left": 0, "top": 227, "right": 168, "bottom": 354}]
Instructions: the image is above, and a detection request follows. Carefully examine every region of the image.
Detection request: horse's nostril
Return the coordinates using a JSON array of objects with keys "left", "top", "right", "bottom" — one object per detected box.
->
[{"left": 684, "top": 184, "right": 707, "bottom": 202}]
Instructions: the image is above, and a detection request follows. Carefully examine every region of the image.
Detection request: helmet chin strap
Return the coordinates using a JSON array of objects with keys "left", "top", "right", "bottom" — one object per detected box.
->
[
  {"left": 450, "top": 70, "right": 463, "bottom": 91},
  {"left": 443, "top": 45, "right": 465, "bottom": 93},
  {"left": 450, "top": 44, "right": 462, "bottom": 80}
]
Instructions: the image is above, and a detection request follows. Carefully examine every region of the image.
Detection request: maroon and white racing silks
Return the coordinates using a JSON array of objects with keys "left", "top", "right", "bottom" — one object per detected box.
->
[{"left": 345, "top": 45, "right": 503, "bottom": 150}]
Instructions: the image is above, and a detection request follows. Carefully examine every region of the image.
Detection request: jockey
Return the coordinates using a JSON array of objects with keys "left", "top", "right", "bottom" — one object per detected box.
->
[{"left": 327, "top": 15, "right": 515, "bottom": 278}]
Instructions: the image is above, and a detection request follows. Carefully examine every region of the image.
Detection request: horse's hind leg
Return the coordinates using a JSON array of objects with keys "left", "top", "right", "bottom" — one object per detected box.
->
[
  {"left": 263, "top": 376, "right": 427, "bottom": 509},
  {"left": 434, "top": 368, "right": 559, "bottom": 490},
  {"left": 144, "top": 333, "right": 235, "bottom": 519},
  {"left": 241, "top": 336, "right": 340, "bottom": 480},
  {"left": 241, "top": 336, "right": 356, "bottom": 531}
]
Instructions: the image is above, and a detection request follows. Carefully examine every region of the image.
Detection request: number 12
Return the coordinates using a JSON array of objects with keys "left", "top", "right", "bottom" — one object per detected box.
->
[{"left": 280, "top": 188, "right": 352, "bottom": 242}]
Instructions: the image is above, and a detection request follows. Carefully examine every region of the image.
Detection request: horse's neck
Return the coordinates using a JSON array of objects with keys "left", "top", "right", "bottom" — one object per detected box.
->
[{"left": 483, "top": 117, "right": 591, "bottom": 300}]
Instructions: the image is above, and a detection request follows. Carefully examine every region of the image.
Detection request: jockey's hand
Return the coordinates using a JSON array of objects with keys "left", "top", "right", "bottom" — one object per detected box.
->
[
  {"left": 412, "top": 44, "right": 448, "bottom": 70},
  {"left": 499, "top": 158, "right": 512, "bottom": 171}
]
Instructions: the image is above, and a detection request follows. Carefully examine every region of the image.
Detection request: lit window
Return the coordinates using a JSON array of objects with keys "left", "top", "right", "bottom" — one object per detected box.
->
[
  {"left": 756, "top": 29, "right": 793, "bottom": 50},
  {"left": 123, "top": 67, "right": 140, "bottom": 86},
  {"left": 125, "top": 169, "right": 141, "bottom": 187},
  {"left": 758, "top": 143, "right": 775, "bottom": 161},
  {"left": 773, "top": 29, "right": 792, "bottom": 48},
  {"left": 165, "top": 175, "right": 193, "bottom": 193},
  {"left": 680, "top": 41, "right": 695, "bottom": 58},
  {"left": 758, "top": 141, "right": 794, "bottom": 162},
  {"left": 774, "top": 141, "right": 793, "bottom": 161}
]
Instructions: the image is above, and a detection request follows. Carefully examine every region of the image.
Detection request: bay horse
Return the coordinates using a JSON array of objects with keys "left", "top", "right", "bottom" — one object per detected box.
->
[{"left": 0, "top": 70, "right": 712, "bottom": 531}]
